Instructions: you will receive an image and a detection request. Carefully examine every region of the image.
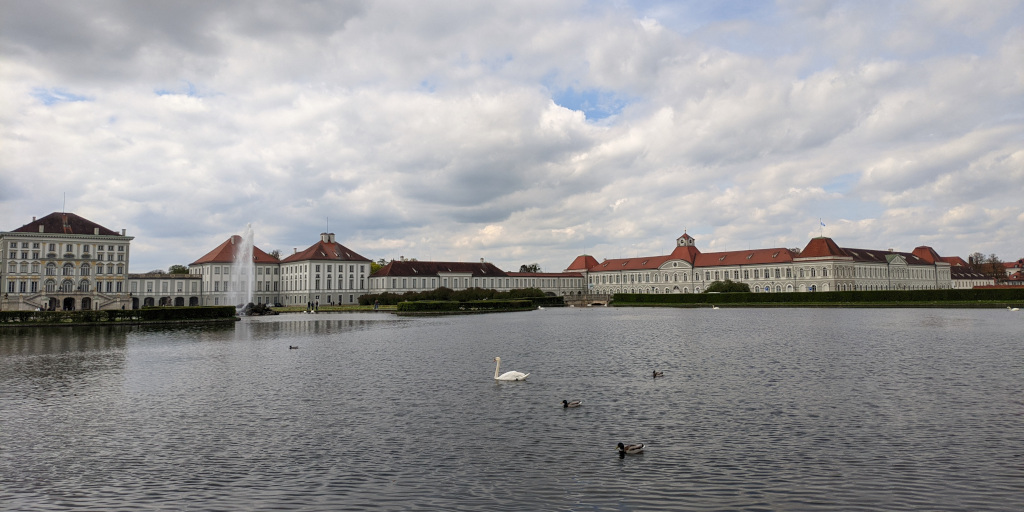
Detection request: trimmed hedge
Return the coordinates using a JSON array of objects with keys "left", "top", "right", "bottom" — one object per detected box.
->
[
  {"left": 396, "top": 299, "right": 534, "bottom": 314},
  {"left": 0, "top": 306, "right": 237, "bottom": 324},
  {"left": 613, "top": 288, "right": 1024, "bottom": 305},
  {"left": 361, "top": 287, "right": 549, "bottom": 306}
]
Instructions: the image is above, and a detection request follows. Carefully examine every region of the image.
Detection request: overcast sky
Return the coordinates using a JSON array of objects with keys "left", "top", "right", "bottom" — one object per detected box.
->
[{"left": 2, "top": 0, "right": 1022, "bottom": 273}]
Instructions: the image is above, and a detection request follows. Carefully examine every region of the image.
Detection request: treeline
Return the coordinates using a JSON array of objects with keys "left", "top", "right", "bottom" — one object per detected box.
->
[
  {"left": 0, "top": 306, "right": 237, "bottom": 324},
  {"left": 359, "top": 287, "right": 550, "bottom": 306},
  {"left": 614, "top": 288, "right": 1024, "bottom": 306}
]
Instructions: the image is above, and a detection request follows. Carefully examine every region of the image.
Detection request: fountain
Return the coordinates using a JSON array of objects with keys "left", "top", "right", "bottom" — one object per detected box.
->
[{"left": 228, "top": 224, "right": 255, "bottom": 309}]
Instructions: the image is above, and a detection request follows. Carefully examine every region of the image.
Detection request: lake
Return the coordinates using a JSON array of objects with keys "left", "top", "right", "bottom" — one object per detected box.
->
[{"left": 1, "top": 308, "right": 1022, "bottom": 511}]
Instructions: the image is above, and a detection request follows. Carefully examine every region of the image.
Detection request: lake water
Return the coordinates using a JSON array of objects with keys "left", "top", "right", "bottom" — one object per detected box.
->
[{"left": 1, "top": 308, "right": 1022, "bottom": 511}]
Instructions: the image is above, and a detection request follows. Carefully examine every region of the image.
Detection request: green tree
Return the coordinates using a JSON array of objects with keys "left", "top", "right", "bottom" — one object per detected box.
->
[
  {"left": 371, "top": 258, "right": 387, "bottom": 274},
  {"left": 519, "top": 263, "right": 541, "bottom": 273},
  {"left": 168, "top": 264, "right": 189, "bottom": 274},
  {"left": 704, "top": 280, "right": 750, "bottom": 293}
]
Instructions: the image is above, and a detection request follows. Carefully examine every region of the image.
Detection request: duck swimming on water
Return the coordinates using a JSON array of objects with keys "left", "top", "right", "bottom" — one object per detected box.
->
[
  {"left": 562, "top": 400, "right": 582, "bottom": 408},
  {"left": 652, "top": 370, "right": 663, "bottom": 378},
  {"left": 617, "top": 442, "right": 645, "bottom": 454}
]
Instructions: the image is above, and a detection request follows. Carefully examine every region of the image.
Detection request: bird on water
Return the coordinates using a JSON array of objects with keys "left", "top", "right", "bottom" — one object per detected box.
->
[
  {"left": 617, "top": 442, "right": 645, "bottom": 454},
  {"left": 562, "top": 400, "right": 582, "bottom": 408},
  {"left": 652, "top": 370, "right": 663, "bottom": 378},
  {"left": 493, "top": 357, "right": 529, "bottom": 381}
]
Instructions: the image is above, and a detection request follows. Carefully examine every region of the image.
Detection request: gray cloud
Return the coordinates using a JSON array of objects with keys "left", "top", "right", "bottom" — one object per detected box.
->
[{"left": 1, "top": 0, "right": 1022, "bottom": 273}]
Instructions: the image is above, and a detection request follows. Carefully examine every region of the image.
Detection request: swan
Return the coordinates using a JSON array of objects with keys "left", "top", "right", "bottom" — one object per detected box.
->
[
  {"left": 493, "top": 357, "right": 529, "bottom": 381},
  {"left": 1009, "top": 306, "right": 1020, "bottom": 311},
  {"left": 562, "top": 399, "right": 582, "bottom": 408},
  {"left": 652, "top": 370, "right": 663, "bottom": 378},
  {"left": 712, "top": 305, "right": 720, "bottom": 310},
  {"left": 617, "top": 442, "right": 645, "bottom": 454}
]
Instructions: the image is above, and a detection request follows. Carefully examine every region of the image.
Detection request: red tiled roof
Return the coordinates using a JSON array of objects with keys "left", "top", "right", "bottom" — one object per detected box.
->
[
  {"left": 190, "top": 235, "right": 280, "bottom": 265},
  {"left": 10, "top": 212, "right": 122, "bottom": 236},
  {"left": 940, "top": 256, "right": 969, "bottom": 267},
  {"left": 695, "top": 247, "right": 797, "bottom": 267},
  {"left": 796, "top": 237, "right": 849, "bottom": 258},
  {"left": 372, "top": 260, "right": 507, "bottom": 278},
  {"left": 281, "top": 240, "right": 369, "bottom": 263},
  {"left": 564, "top": 255, "right": 599, "bottom": 271},
  {"left": 911, "top": 246, "right": 942, "bottom": 263}
]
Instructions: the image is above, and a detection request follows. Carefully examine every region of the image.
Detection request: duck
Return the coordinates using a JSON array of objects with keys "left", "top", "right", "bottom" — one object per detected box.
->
[
  {"left": 493, "top": 357, "right": 529, "bottom": 381},
  {"left": 562, "top": 399, "right": 583, "bottom": 408},
  {"left": 652, "top": 370, "right": 663, "bottom": 378},
  {"left": 617, "top": 442, "right": 645, "bottom": 454},
  {"left": 288, "top": 346, "right": 299, "bottom": 349}
]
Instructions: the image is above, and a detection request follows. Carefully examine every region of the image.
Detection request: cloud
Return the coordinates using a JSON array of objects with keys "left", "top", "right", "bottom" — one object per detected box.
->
[{"left": 1, "top": 0, "right": 1022, "bottom": 274}]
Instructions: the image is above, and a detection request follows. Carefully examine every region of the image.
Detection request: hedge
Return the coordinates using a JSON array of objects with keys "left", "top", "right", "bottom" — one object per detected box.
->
[
  {"left": 0, "top": 306, "right": 237, "bottom": 324},
  {"left": 396, "top": 299, "right": 534, "bottom": 314},
  {"left": 361, "top": 287, "right": 549, "bottom": 306},
  {"left": 613, "top": 288, "right": 1024, "bottom": 305}
]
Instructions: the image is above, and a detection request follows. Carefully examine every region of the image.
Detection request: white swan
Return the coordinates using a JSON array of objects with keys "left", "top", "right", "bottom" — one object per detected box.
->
[
  {"left": 493, "top": 357, "right": 529, "bottom": 381},
  {"left": 1009, "top": 306, "right": 1020, "bottom": 312}
]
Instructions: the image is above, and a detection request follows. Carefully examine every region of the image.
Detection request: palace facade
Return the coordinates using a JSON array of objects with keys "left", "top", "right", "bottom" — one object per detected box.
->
[
  {"left": 1, "top": 211, "right": 1001, "bottom": 311},
  {"left": 1, "top": 212, "right": 134, "bottom": 311},
  {"left": 368, "top": 259, "right": 584, "bottom": 296},
  {"left": 567, "top": 233, "right": 965, "bottom": 294}
]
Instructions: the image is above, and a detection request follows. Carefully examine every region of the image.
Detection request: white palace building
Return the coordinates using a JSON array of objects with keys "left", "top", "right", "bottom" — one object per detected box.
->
[
  {"left": 567, "top": 232, "right": 964, "bottom": 295},
  {"left": 1, "top": 212, "right": 995, "bottom": 311}
]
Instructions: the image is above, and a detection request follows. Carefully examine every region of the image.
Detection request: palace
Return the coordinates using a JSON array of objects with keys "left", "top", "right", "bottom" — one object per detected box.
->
[
  {"left": 0, "top": 212, "right": 1000, "bottom": 311},
  {"left": 1, "top": 213, "right": 133, "bottom": 311},
  {"left": 566, "top": 233, "right": 966, "bottom": 294}
]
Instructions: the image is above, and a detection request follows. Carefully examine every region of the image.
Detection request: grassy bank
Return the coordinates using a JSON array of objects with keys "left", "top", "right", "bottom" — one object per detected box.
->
[{"left": 612, "top": 288, "right": 1024, "bottom": 308}]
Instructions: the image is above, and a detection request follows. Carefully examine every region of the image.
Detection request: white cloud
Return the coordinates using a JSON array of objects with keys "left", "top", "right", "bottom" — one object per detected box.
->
[{"left": 1, "top": 0, "right": 1022, "bottom": 273}]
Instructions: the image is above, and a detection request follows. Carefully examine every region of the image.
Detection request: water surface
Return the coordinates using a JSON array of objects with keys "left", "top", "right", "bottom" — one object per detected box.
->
[{"left": 2, "top": 308, "right": 1022, "bottom": 510}]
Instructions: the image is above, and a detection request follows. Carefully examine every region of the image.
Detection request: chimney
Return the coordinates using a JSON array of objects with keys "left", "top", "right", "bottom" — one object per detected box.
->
[
  {"left": 121, "top": 229, "right": 126, "bottom": 236},
  {"left": 32, "top": 216, "right": 36, "bottom": 222},
  {"left": 320, "top": 233, "right": 335, "bottom": 243},
  {"left": 480, "top": 258, "right": 485, "bottom": 263},
  {"left": 293, "top": 248, "right": 298, "bottom": 254}
]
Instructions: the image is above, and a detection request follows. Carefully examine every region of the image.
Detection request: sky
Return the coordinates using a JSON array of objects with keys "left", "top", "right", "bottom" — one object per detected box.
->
[{"left": 2, "top": 0, "right": 1022, "bottom": 273}]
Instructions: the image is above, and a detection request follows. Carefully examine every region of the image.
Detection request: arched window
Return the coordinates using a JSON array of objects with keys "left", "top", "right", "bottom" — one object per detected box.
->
[
  {"left": 61, "top": 279, "right": 74, "bottom": 292},
  {"left": 63, "top": 263, "right": 74, "bottom": 276},
  {"left": 81, "top": 264, "right": 91, "bottom": 276},
  {"left": 79, "top": 280, "right": 90, "bottom": 292},
  {"left": 810, "top": 268, "right": 816, "bottom": 277}
]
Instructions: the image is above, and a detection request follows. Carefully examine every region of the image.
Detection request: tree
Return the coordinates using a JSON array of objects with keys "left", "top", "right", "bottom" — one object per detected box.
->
[
  {"left": 969, "top": 252, "right": 1005, "bottom": 278},
  {"left": 371, "top": 258, "right": 387, "bottom": 274},
  {"left": 168, "top": 264, "right": 189, "bottom": 274},
  {"left": 519, "top": 263, "right": 541, "bottom": 273},
  {"left": 985, "top": 253, "right": 1004, "bottom": 278},
  {"left": 269, "top": 249, "right": 282, "bottom": 260},
  {"left": 703, "top": 280, "right": 750, "bottom": 293}
]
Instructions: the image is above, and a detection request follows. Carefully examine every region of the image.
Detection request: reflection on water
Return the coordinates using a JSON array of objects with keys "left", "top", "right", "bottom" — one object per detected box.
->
[{"left": 1, "top": 309, "right": 1022, "bottom": 511}]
